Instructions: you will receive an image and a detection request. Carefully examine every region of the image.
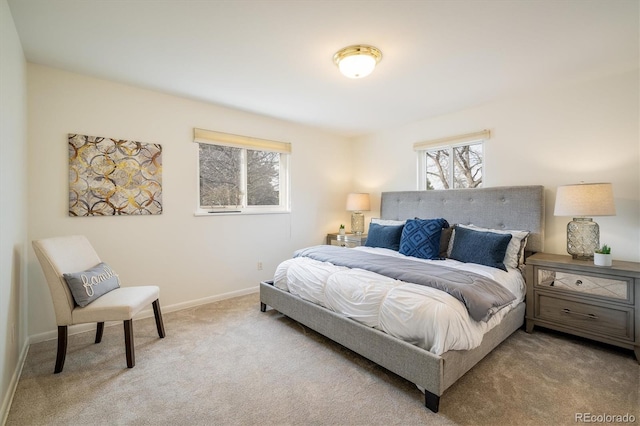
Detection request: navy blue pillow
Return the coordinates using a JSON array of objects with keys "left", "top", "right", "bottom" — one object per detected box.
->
[
  {"left": 399, "top": 218, "right": 448, "bottom": 260},
  {"left": 364, "top": 223, "right": 404, "bottom": 251},
  {"left": 449, "top": 226, "right": 512, "bottom": 271}
]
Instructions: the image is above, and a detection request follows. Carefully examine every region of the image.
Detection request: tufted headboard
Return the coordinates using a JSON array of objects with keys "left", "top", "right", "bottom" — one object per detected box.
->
[{"left": 380, "top": 185, "right": 545, "bottom": 253}]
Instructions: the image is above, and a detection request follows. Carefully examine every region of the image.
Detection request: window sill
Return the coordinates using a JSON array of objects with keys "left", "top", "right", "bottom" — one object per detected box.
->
[{"left": 194, "top": 209, "right": 290, "bottom": 217}]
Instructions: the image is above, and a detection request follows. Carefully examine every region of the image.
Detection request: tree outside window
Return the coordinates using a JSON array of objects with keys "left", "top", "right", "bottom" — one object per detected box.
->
[
  {"left": 199, "top": 144, "right": 242, "bottom": 207},
  {"left": 194, "top": 128, "right": 290, "bottom": 214},
  {"left": 247, "top": 149, "right": 280, "bottom": 206},
  {"left": 422, "top": 141, "right": 483, "bottom": 190},
  {"left": 198, "top": 144, "right": 287, "bottom": 211}
]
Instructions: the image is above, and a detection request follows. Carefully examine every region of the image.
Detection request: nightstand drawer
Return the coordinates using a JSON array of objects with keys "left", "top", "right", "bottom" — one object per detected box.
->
[
  {"left": 326, "top": 233, "right": 367, "bottom": 248},
  {"left": 330, "top": 239, "right": 359, "bottom": 248},
  {"left": 537, "top": 268, "right": 631, "bottom": 303},
  {"left": 535, "top": 293, "right": 633, "bottom": 341}
]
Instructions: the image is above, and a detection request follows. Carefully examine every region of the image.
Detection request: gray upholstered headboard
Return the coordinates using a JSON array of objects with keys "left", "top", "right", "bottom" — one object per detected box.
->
[{"left": 380, "top": 185, "right": 545, "bottom": 253}]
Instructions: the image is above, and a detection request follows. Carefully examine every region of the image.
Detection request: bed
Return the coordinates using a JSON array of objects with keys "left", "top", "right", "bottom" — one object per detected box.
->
[{"left": 259, "top": 185, "right": 545, "bottom": 412}]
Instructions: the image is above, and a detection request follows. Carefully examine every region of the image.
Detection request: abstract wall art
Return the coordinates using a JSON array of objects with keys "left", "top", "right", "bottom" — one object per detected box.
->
[{"left": 68, "top": 134, "right": 163, "bottom": 216}]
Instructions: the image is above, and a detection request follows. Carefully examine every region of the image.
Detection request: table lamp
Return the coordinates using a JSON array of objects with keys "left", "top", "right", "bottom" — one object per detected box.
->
[
  {"left": 554, "top": 182, "right": 616, "bottom": 260},
  {"left": 346, "top": 193, "right": 370, "bottom": 235}
]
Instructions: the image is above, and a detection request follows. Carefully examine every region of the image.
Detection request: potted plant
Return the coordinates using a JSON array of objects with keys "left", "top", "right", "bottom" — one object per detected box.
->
[
  {"left": 339, "top": 224, "right": 346, "bottom": 236},
  {"left": 594, "top": 244, "right": 612, "bottom": 267}
]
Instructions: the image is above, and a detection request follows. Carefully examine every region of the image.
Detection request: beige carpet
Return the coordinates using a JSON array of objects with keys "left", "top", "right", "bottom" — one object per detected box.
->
[{"left": 6, "top": 293, "right": 639, "bottom": 426}]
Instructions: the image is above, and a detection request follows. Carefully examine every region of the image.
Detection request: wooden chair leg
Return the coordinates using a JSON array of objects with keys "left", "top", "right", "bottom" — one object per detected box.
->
[
  {"left": 152, "top": 299, "right": 166, "bottom": 338},
  {"left": 54, "top": 325, "right": 68, "bottom": 374},
  {"left": 123, "top": 320, "right": 135, "bottom": 368},
  {"left": 95, "top": 322, "right": 105, "bottom": 344}
]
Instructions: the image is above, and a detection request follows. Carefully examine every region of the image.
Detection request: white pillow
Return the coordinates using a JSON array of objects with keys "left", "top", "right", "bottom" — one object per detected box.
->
[
  {"left": 371, "top": 218, "right": 406, "bottom": 226},
  {"left": 455, "top": 224, "right": 529, "bottom": 269}
]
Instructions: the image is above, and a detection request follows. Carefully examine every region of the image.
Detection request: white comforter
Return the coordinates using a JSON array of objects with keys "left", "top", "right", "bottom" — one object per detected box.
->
[{"left": 273, "top": 246, "right": 526, "bottom": 356}]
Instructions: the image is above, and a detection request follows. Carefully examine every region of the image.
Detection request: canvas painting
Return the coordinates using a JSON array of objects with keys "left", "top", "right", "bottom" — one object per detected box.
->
[{"left": 68, "top": 134, "right": 163, "bottom": 216}]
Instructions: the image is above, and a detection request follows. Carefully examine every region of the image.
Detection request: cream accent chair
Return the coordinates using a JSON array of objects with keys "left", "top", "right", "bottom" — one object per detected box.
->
[{"left": 32, "top": 235, "right": 166, "bottom": 373}]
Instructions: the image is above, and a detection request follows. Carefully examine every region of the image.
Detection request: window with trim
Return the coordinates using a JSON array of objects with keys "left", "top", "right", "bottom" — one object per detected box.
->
[
  {"left": 415, "top": 130, "right": 489, "bottom": 190},
  {"left": 194, "top": 128, "right": 290, "bottom": 214}
]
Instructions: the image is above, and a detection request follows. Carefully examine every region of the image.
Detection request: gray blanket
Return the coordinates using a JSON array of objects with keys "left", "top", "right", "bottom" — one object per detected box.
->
[{"left": 294, "top": 245, "right": 516, "bottom": 322}]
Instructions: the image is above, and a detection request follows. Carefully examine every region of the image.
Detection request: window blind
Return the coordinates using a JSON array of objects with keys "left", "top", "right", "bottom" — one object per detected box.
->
[
  {"left": 194, "top": 128, "right": 291, "bottom": 154},
  {"left": 413, "top": 129, "right": 491, "bottom": 151}
]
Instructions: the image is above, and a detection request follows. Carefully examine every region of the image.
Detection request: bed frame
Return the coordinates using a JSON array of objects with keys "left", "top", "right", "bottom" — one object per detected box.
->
[{"left": 260, "top": 185, "right": 545, "bottom": 412}]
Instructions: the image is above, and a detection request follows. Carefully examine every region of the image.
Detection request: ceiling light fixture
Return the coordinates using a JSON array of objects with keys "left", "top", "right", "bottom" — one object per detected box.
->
[{"left": 333, "top": 45, "right": 382, "bottom": 79}]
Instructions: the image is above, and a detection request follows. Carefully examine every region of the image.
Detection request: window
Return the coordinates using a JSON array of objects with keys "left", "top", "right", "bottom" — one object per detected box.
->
[
  {"left": 194, "top": 128, "right": 290, "bottom": 214},
  {"left": 415, "top": 130, "right": 489, "bottom": 190}
]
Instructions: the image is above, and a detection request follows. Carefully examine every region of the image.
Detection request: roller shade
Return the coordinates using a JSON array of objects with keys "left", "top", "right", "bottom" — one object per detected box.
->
[
  {"left": 194, "top": 128, "right": 291, "bottom": 154},
  {"left": 413, "top": 129, "right": 490, "bottom": 151}
]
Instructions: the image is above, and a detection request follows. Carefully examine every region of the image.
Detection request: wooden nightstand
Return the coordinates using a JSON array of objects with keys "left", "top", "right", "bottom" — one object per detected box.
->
[
  {"left": 326, "top": 233, "right": 367, "bottom": 248},
  {"left": 525, "top": 252, "right": 640, "bottom": 362}
]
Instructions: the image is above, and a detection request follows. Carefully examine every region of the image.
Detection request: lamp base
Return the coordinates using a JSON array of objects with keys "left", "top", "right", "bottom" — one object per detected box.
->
[
  {"left": 567, "top": 217, "right": 599, "bottom": 260},
  {"left": 351, "top": 212, "right": 364, "bottom": 235}
]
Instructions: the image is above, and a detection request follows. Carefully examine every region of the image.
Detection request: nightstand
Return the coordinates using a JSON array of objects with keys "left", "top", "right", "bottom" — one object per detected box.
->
[
  {"left": 326, "top": 233, "right": 367, "bottom": 248},
  {"left": 525, "top": 252, "right": 640, "bottom": 362}
]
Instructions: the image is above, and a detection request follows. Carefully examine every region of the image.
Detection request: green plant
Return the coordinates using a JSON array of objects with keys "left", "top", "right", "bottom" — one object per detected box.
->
[
  {"left": 595, "top": 244, "right": 611, "bottom": 254},
  {"left": 339, "top": 224, "right": 345, "bottom": 229}
]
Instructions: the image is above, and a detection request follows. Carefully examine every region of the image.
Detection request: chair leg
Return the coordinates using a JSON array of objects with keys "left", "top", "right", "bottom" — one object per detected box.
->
[
  {"left": 123, "top": 320, "right": 135, "bottom": 368},
  {"left": 152, "top": 299, "right": 166, "bottom": 338},
  {"left": 54, "top": 326, "right": 68, "bottom": 374},
  {"left": 95, "top": 322, "right": 105, "bottom": 344}
]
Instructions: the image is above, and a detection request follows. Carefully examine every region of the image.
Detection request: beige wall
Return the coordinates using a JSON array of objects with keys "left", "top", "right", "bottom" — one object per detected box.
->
[
  {"left": 26, "top": 64, "right": 353, "bottom": 338},
  {"left": 22, "top": 65, "right": 640, "bottom": 344},
  {"left": 0, "top": 0, "right": 28, "bottom": 420},
  {"left": 353, "top": 70, "right": 640, "bottom": 262}
]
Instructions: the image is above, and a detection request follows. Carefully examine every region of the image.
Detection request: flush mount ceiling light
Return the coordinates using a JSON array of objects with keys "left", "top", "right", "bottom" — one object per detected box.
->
[{"left": 333, "top": 45, "right": 382, "bottom": 79}]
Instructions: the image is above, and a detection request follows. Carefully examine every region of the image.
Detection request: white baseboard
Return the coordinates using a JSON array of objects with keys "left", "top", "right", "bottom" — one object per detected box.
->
[
  {"left": 1, "top": 339, "right": 29, "bottom": 426},
  {"left": 28, "top": 285, "right": 259, "bottom": 345},
  {"left": 160, "top": 285, "right": 259, "bottom": 314}
]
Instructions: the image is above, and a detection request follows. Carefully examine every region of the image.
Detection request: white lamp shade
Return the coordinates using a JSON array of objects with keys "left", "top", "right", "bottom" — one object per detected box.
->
[
  {"left": 346, "top": 193, "right": 370, "bottom": 211},
  {"left": 554, "top": 183, "right": 616, "bottom": 217}
]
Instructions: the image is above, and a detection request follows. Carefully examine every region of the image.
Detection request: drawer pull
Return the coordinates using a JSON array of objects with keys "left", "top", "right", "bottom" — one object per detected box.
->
[
  {"left": 562, "top": 308, "right": 597, "bottom": 320},
  {"left": 575, "top": 279, "right": 582, "bottom": 286}
]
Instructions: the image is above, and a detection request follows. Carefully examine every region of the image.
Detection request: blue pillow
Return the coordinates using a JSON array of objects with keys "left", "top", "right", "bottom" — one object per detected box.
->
[
  {"left": 449, "top": 226, "right": 512, "bottom": 271},
  {"left": 399, "top": 218, "right": 448, "bottom": 260},
  {"left": 364, "top": 223, "right": 404, "bottom": 251}
]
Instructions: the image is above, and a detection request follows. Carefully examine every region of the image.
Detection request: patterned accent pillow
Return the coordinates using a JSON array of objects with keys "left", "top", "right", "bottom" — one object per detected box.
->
[
  {"left": 449, "top": 226, "right": 512, "bottom": 271},
  {"left": 63, "top": 262, "right": 121, "bottom": 307},
  {"left": 399, "top": 218, "right": 449, "bottom": 260}
]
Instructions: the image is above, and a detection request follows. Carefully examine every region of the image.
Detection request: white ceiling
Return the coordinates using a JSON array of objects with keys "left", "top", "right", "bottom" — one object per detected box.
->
[{"left": 7, "top": 0, "right": 639, "bottom": 137}]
